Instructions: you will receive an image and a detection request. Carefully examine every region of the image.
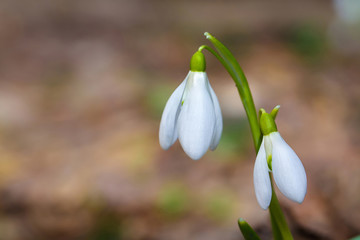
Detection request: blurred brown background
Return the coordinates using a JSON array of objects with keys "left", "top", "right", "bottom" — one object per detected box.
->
[{"left": 0, "top": 0, "right": 359, "bottom": 239}]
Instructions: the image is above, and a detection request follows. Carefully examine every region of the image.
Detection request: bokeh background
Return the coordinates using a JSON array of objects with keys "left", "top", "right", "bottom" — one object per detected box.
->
[{"left": 0, "top": 0, "right": 359, "bottom": 239}]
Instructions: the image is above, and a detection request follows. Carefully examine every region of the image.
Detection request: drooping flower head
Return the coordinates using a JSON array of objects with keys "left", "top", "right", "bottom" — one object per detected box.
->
[
  {"left": 159, "top": 51, "right": 223, "bottom": 160},
  {"left": 254, "top": 107, "right": 307, "bottom": 209}
]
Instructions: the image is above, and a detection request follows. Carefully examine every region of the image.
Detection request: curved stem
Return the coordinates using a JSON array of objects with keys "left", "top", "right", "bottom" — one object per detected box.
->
[
  {"left": 204, "top": 32, "right": 261, "bottom": 152},
  {"left": 203, "top": 32, "right": 293, "bottom": 239},
  {"left": 198, "top": 45, "right": 228, "bottom": 69}
]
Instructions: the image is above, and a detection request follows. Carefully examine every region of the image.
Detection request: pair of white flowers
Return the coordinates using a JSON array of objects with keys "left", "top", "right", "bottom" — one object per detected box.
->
[{"left": 159, "top": 51, "right": 306, "bottom": 209}]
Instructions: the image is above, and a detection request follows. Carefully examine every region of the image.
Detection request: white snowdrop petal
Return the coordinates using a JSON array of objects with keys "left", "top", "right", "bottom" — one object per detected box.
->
[
  {"left": 177, "top": 72, "right": 215, "bottom": 160},
  {"left": 271, "top": 132, "right": 307, "bottom": 203},
  {"left": 253, "top": 140, "right": 272, "bottom": 209},
  {"left": 209, "top": 82, "right": 223, "bottom": 150},
  {"left": 159, "top": 73, "right": 189, "bottom": 150},
  {"left": 264, "top": 134, "right": 273, "bottom": 160}
]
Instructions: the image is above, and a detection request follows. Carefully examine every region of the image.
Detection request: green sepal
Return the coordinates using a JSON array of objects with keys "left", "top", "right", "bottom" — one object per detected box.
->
[
  {"left": 259, "top": 108, "right": 266, "bottom": 122},
  {"left": 260, "top": 111, "right": 277, "bottom": 136},
  {"left": 270, "top": 105, "right": 281, "bottom": 119},
  {"left": 238, "top": 218, "right": 261, "bottom": 240},
  {"left": 190, "top": 51, "right": 206, "bottom": 72}
]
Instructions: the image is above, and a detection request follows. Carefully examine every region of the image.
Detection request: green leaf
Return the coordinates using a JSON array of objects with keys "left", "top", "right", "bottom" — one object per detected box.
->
[
  {"left": 349, "top": 236, "right": 360, "bottom": 240},
  {"left": 238, "top": 218, "right": 261, "bottom": 240}
]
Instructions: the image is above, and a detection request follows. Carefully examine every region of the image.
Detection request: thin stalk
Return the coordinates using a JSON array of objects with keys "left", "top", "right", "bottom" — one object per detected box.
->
[
  {"left": 198, "top": 45, "right": 227, "bottom": 68},
  {"left": 203, "top": 32, "right": 293, "bottom": 239},
  {"left": 203, "top": 32, "right": 261, "bottom": 152},
  {"left": 269, "top": 176, "right": 293, "bottom": 240}
]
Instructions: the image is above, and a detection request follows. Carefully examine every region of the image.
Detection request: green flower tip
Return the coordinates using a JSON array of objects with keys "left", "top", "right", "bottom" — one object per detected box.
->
[
  {"left": 190, "top": 51, "right": 206, "bottom": 72},
  {"left": 259, "top": 108, "right": 266, "bottom": 119},
  {"left": 238, "top": 218, "right": 245, "bottom": 226},
  {"left": 204, "top": 32, "right": 212, "bottom": 39},
  {"left": 238, "top": 218, "right": 261, "bottom": 240},
  {"left": 259, "top": 109, "right": 277, "bottom": 136},
  {"left": 270, "top": 105, "right": 280, "bottom": 119}
]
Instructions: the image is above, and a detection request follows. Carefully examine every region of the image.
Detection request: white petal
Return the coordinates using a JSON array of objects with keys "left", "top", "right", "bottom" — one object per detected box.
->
[
  {"left": 253, "top": 139, "right": 272, "bottom": 209},
  {"left": 270, "top": 132, "right": 307, "bottom": 203},
  {"left": 177, "top": 72, "right": 215, "bottom": 160},
  {"left": 209, "top": 82, "right": 223, "bottom": 150},
  {"left": 264, "top": 135, "right": 272, "bottom": 161},
  {"left": 159, "top": 73, "right": 189, "bottom": 150}
]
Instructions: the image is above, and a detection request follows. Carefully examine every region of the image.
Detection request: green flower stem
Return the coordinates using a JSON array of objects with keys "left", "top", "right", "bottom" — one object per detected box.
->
[
  {"left": 203, "top": 32, "right": 261, "bottom": 152},
  {"left": 198, "top": 45, "right": 227, "bottom": 69},
  {"left": 269, "top": 176, "right": 293, "bottom": 240},
  {"left": 203, "top": 32, "right": 293, "bottom": 239}
]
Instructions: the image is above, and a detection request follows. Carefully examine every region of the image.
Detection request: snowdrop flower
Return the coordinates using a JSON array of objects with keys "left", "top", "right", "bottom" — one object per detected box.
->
[
  {"left": 159, "top": 51, "right": 222, "bottom": 160},
  {"left": 254, "top": 109, "right": 307, "bottom": 209}
]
